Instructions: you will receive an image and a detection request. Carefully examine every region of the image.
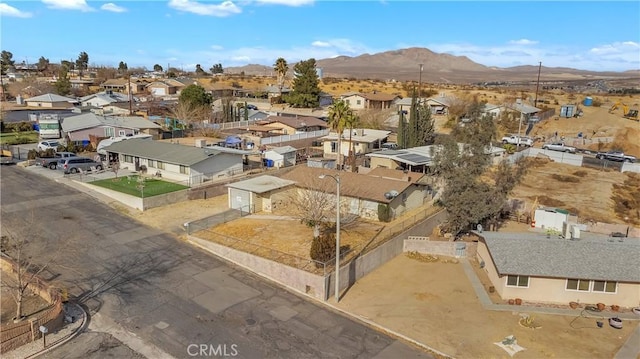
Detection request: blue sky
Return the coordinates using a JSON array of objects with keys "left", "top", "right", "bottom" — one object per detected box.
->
[{"left": 1, "top": 1, "right": 639, "bottom": 72}]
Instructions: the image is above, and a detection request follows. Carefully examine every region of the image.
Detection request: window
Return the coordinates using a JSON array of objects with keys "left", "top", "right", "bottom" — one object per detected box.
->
[
  {"left": 157, "top": 161, "right": 165, "bottom": 170},
  {"left": 356, "top": 100, "right": 361, "bottom": 105},
  {"left": 566, "top": 278, "right": 591, "bottom": 292},
  {"left": 118, "top": 130, "right": 126, "bottom": 136},
  {"left": 330, "top": 141, "right": 337, "bottom": 153},
  {"left": 592, "top": 280, "right": 617, "bottom": 293},
  {"left": 506, "top": 275, "right": 529, "bottom": 287},
  {"left": 345, "top": 100, "right": 350, "bottom": 105},
  {"left": 180, "top": 165, "right": 189, "bottom": 174},
  {"left": 105, "top": 127, "right": 115, "bottom": 137},
  {"left": 148, "top": 160, "right": 156, "bottom": 168},
  {"left": 123, "top": 155, "right": 133, "bottom": 163}
]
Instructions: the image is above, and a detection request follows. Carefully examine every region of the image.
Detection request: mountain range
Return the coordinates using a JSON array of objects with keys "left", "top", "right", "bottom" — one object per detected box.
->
[{"left": 226, "top": 47, "right": 640, "bottom": 84}]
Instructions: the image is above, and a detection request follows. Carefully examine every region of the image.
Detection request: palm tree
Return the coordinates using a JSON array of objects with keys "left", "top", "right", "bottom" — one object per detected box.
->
[
  {"left": 344, "top": 110, "right": 360, "bottom": 171},
  {"left": 327, "top": 100, "right": 350, "bottom": 170},
  {"left": 273, "top": 57, "right": 288, "bottom": 98}
]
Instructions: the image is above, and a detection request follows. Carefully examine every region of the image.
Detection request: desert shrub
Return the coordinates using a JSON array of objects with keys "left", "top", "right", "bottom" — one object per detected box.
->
[
  {"left": 310, "top": 232, "right": 336, "bottom": 265},
  {"left": 550, "top": 174, "right": 580, "bottom": 183},
  {"left": 591, "top": 98, "right": 603, "bottom": 107},
  {"left": 611, "top": 173, "right": 640, "bottom": 225},
  {"left": 378, "top": 203, "right": 391, "bottom": 222},
  {"left": 572, "top": 170, "right": 588, "bottom": 177},
  {"left": 536, "top": 195, "right": 566, "bottom": 208},
  {"left": 27, "top": 149, "right": 38, "bottom": 160}
]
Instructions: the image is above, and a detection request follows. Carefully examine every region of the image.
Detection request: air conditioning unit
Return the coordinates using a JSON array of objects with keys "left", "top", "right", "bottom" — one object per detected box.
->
[
  {"left": 571, "top": 225, "right": 580, "bottom": 240},
  {"left": 562, "top": 221, "right": 571, "bottom": 239}
]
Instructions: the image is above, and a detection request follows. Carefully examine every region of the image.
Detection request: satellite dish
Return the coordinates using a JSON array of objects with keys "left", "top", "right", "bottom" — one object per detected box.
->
[
  {"left": 384, "top": 192, "right": 393, "bottom": 200},
  {"left": 477, "top": 224, "right": 483, "bottom": 233},
  {"left": 389, "top": 190, "right": 399, "bottom": 197}
]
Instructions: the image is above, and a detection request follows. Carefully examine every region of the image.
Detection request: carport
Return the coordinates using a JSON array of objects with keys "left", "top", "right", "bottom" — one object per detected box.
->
[{"left": 226, "top": 175, "right": 295, "bottom": 213}]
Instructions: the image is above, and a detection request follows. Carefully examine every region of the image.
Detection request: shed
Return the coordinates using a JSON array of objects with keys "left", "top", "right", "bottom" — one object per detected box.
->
[
  {"left": 226, "top": 175, "right": 295, "bottom": 213},
  {"left": 560, "top": 104, "right": 577, "bottom": 118},
  {"left": 263, "top": 146, "right": 297, "bottom": 168},
  {"left": 534, "top": 207, "right": 570, "bottom": 232}
]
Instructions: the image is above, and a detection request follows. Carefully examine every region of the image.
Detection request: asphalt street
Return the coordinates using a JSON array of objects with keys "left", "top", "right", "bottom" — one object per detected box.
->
[{"left": 0, "top": 165, "right": 431, "bottom": 359}]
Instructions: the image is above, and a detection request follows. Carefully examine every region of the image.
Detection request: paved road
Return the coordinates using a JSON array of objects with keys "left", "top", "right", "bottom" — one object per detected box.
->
[{"left": 0, "top": 165, "right": 431, "bottom": 359}]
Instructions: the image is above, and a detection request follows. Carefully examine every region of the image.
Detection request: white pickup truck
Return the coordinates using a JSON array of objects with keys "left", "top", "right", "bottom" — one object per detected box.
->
[
  {"left": 501, "top": 135, "right": 533, "bottom": 147},
  {"left": 542, "top": 142, "right": 577, "bottom": 153}
]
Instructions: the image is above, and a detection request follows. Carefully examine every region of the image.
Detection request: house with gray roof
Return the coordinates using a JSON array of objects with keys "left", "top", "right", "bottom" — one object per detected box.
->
[
  {"left": 263, "top": 145, "right": 297, "bottom": 168},
  {"left": 61, "top": 113, "right": 162, "bottom": 142},
  {"left": 80, "top": 91, "right": 137, "bottom": 108},
  {"left": 25, "top": 93, "right": 78, "bottom": 108},
  {"left": 103, "top": 139, "right": 245, "bottom": 186},
  {"left": 322, "top": 128, "right": 391, "bottom": 163},
  {"left": 475, "top": 231, "right": 640, "bottom": 307}
]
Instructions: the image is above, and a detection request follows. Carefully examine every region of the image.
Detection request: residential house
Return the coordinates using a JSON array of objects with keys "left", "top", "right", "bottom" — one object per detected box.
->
[
  {"left": 341, "top": 92, "right": 400, "bottom": 110},
  {"left": 80, "top": 91, "right": 135, "bottom": 108},
  {"left": 25, "top": 93, "right": 78, "bottom": 108},
  {"left": 263, "top": 146, "right": 297, "bottom": 168},
  {"left": 504, "top": 99, "right": 540, "bottom": 121},
  {"left": 146, "top": 81, "right": 177, "bottom": 96},
  {"left": 280, "top": 166, "right": 429, "bottom": 221},
  {"left": 259, "top": 115, "right": 328, "bottom": 135},
  {"left": 104, "top": 139, "right": 245, "bottom": 185},
  {"left": 264, "top": 85, "right": 291, "bottom": 99},
  {"left": 61, "top": 113, "right": 162, "bottom": 142},
  {"left": 100, "top": 79, "right": 128, "bottom": 92},
  {"left": 319, "top": 92, "right": 334, "bottom": 107},
  {"left": 482, "top": 103, "right": 503, "bottom": 118},
  {"left": 70, "top": 79, "right": 96, "bottom": 91},
  {"left": 226, "top": 175, "right": 296, "bottom": 213},
  {"left": 475, "top": 231, "right": 640, "bottom": 307},
  {"left": 322, "top": 128, "right": 391, "bottom": 160},
  {"left": 201, "top": 82, "right": 238, "bottom": 98},
  {"left": 365, "top": 143, "right": 506, "bottom": 173},
  {"left": 423, "top": 96, "right": 453, "bottom": 115}
]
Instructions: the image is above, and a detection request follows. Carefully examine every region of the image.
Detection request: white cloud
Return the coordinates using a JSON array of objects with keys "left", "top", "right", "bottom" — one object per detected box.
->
[
  {"left": 0, "top": 3, "right": 33, "bottom": 18},
  {"left": 101, "top": 3, "right": 127, "bottom": 13},
  {"left": 311, "top": 41, "right": 330, "bottom": 48},
  {"left": 509, "top": 39, "right": 539, "bottom": 45},
  {"left": 168, "top": 0, "right": 241, "bottom": 17},
  {"left": 42, "top": 0, "right": 94, "bottom": 12},
  {"left": 254, "top": 0, "right": 314, "bottom": 6}
]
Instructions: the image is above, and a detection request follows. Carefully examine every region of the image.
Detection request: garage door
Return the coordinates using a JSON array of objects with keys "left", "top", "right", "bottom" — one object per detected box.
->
[
  {"left": 152, "top": 88, "right": 166, "bottom": 96},
  {"left": 229, "top": 188, "right": 251, "bottom": 212}
]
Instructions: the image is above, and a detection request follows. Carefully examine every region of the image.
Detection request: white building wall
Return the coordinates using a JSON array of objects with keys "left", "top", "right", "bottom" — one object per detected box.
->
[{"left": 534, "top": 209, "right": 569, "bottom": 231}]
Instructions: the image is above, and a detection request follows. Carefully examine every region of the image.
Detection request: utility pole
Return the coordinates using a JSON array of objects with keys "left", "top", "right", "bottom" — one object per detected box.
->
[
  {"left": 534, "top": 61, "right": 542, "bottom": 106},
  {"left": 418, "top": 64, "right": 423, "bottom": 100},
  {"left": 128, "top": 74, "right": 133, "bottom": 115}
]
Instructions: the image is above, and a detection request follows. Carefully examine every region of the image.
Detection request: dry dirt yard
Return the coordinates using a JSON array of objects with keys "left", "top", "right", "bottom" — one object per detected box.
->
[
  {"left": 336, "top": 254, "right": 637, "bottom": 359},
  {"left": 0, "top": 278, "right": 50, "bottom": 324},
  {"left": 510, "top": 160, "right": 630, "bottom": 224}
]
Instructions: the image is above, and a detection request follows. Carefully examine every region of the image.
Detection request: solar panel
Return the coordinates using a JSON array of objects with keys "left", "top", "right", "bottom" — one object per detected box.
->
[{"left": 397, "top": 153, "right": 431, "bottom": 165}]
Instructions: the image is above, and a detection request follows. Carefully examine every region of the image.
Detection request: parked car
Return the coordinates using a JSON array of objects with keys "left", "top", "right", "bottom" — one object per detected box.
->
[
  {"left": 542, "top": 142, "right": 576, "bottom": 153},
  {"left": 57, "top": 157, "right": 103, "bottom": 174},
  {"left": 381, "top": 142, "right": 398, "bottom": 150},
  {"left": 595, "top": 151, "right": 637, "bottom": 163},
  {"left": 0, "top": 152, "right": 14, "bottom": 165},
  {"left": 39, "top": 151, "right": 76, "bottom": 169},
  {"left": 501, "top": 135, "right": 533, "bottom": 147},
  {"left": 245, "top": 104, "right": 258, "bottom": 110},
  {"left": 37, "top": 140, "right": 61, "bottom": 152}
]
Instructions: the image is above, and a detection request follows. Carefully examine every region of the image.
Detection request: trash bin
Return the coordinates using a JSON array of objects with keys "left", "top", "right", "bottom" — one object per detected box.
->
[{"left": 266, "top": 159, "right": 274, "bottom": 168}]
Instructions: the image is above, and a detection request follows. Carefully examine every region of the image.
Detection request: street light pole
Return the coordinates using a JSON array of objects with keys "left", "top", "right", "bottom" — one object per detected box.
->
[{"left": 319, "top": 174, "right": 340, "bottom": 302}]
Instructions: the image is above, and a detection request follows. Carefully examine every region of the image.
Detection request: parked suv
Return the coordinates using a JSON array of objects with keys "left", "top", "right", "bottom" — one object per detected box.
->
[
  {"left": 57, "top": 157, "right": 103, "bottom": 174},
  {"left": 37, "top": 140, "right": 61, "bottom": 152}
]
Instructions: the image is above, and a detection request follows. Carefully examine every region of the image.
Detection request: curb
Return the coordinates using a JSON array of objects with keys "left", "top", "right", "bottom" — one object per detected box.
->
[{"left": 25, "top": 302, "right": 88, "bottom": 359}]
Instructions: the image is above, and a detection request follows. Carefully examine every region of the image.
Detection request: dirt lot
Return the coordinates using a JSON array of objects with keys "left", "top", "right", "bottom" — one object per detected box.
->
[
  {"left": 336, "top": 254, "right": 637, "bottom": 359},
  {"left": 511, "top": 160, "right": 630, "bottom": 224}
]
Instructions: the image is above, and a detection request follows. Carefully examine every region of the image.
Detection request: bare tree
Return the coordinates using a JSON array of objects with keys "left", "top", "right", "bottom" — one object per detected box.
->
[
  {"left": 0, "top": 214, "right": 78, "bottom": 321},
  {"left": 111, "top": 162, "right": 120, "bottom": 179},
  {"left": 286, "top": 179, "right": 337, "bottom": 239},
  {"left": 169, "top": 101, "right": 214, "bottom": 136}
]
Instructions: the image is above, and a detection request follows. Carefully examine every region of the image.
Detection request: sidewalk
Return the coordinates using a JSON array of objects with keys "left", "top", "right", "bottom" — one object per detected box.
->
[{"left": 3, "top": 303, "right": 87, "bottom": 359}]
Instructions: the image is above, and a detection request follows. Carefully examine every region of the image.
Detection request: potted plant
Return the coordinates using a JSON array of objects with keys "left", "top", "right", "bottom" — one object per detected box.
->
[
  {"left": 508, "top": 299, "right": 515, "bottom": 305},
  {"left": 611, "top": 304, "right": 620, "bottom": 312},
  {"left": 569, "top": 301, "right": 579, "bottom": 309},
  {"left": 597, "top": 302, "right": 606, "bottom": 311},
  {"left": 515, "top": 298, "right": 522, "bottom": 305},
  {"left": 609, "top": 317, "right": 623, "bottom": 329}
]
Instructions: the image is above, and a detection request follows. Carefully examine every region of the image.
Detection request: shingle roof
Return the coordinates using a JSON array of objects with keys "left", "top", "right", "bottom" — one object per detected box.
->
[
  {"left": 322, "top": 129, "right": 390, "bottom": 143},
  {"left": 61, "top": 113, "right": 161, "bottom": 132},
  {"left": 265, "top": 115, "right": 327, "bottom": 129},
  {"left": 26, "top": 93, "right": 77, "bottom": 103},
  {"left": 280, "top": 166, "right": 413, "bottom": 204},
  {"left": 80, "top": 91, "right": 132, "bottom": 103},
  {"left": 103, "top": 139, "right": 223, "bottom": 166},
  {"left": 507, "top": 102, "right": 540, "bottom": 114},
  {"left": 226, "top": 175, "right": 295, "bottom": 194},
  {"left": 477, "top": 231, "right": 640, "bottom": 283},
  {"left": 269, "top": 146, "right": 297, "bottom": 154},
  {"left": 360, "top": 92, "right": 400, "bottom": 102}
]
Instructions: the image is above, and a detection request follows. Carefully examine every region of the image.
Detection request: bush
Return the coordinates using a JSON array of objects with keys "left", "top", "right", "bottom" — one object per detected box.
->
[
  {"left": 27, "top": 149, "right": 38, "bottom": 160},
  {"left": 550, "top": 174, "right": 580, "bottom": 183},
  {"left": 378, "top": 203, "right": 391, "bottom": 222},
  {"left": 310, "top": 232, "right": 336, "bottom": 265}
]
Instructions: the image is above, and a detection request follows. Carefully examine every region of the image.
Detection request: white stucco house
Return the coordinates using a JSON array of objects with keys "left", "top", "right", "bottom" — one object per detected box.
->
[
  {"left": 322, "top": 128, "right": 391, "bottom": 161},
  {"left": 475, "top": 231, "right": 640, "bottom": 308},
  {"left": 103, "top": 139, "right": 245, "bottom": 186}
]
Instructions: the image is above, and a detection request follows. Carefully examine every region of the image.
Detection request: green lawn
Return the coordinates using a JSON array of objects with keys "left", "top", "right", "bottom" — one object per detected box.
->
[
  {"left": 90, "top": 175, "right": 189, "bottom": 198},
  {"left": 0, "top": 131, "right": 39, "bottom": 145}
]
